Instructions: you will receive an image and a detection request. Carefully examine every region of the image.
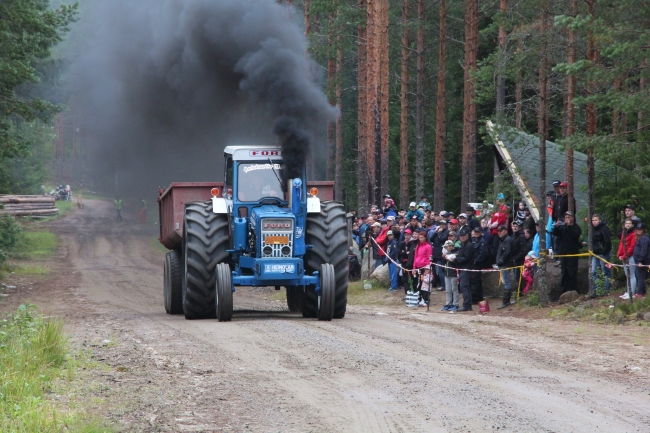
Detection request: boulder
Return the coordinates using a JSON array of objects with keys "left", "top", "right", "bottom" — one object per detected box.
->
[
  {"left": 531, "top": 258, "right": 590, "bottom": 301},
  {"left": 481, "top": 270, "right": 503, "bottom": 298},
  {"left": 559, "top": 290, "right": 580, "bottom": 304},
  {"left": 370, "top": 264, "right": 390, "bottom": 286},
  {"left": 644, "top": 312, "right": 650, "bottom": 322},
  {"left": 361, "top": 249, "right": 375, "bottom": 280}
]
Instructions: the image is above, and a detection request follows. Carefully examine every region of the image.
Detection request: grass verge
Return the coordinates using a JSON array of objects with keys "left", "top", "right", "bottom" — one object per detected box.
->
[
  {"left": 0, "top": 304, "right": 113, "bottom": 432},
  {"left": 545, "top": 292, "right": 650, "bottom": 324},
  {"left": 10, "top": 231, "right": 57, "bottom": 260}
]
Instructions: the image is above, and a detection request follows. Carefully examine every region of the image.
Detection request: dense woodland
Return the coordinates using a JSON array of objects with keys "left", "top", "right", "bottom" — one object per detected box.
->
[{"left": 2, "top": 0, "right": 650, "bottom": 223}]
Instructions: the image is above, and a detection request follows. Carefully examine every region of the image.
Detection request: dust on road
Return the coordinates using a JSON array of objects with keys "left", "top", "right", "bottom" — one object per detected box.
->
[{"left": 3, "top": 200, "right": 650, "bottom": 432}]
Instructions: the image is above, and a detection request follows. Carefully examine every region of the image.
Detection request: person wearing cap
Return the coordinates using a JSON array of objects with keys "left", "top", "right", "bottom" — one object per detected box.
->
[
  {"left": 364, "top": 221, "right": 383, "bottom": 270},
  {"left": 554, "top": 211, "right": 583, "bottom": 296},
  {"left": 418, "top": 195, "right": 432, "bottom": 212},
  {"left": 465, "top": 205, "right": 481, "bottom": 231},
  {"left": 589, "top": 214, "right": 612, "bottom": 297},
  {"left": 447, "top": 230, "right": 460, "bottom": 249},
  {"left": 449, "top": 218, "right": 459, "bottom": 234},
  {"left": 633, "top": 223, "right": 649, "bottom": 298},
  {"left": 431, "top": 220, "right": 450, "bottom": 291},
  {"left": 496, "top": 225, "right": 516, "bottom": 309},
  {"left": 618, "top": 218, "right": 637, "bottom": 299},
  {"left": 385, "top": 230, "right": 400, "bottom": 292},
  {"left": 470, "top": 227, "right": 489, "bottom": 302},
  {"left": 450, "top": 229, "right": 475, "bottom": 311},
  {"left": 624, "top": 204, "right": 641, "bottom": 223},
  {"left": 406, "top": 202, "right": 425, "bottom": 222},
  {"left": 383, "top": 196, "right": 397, "bottom": 218},
  {"left": 551, "top": 182, "right": 576, "bottom": 223},
  {"left": 457, "top": 214, "right": 469, "bottom": 232},
  {"left": 441, "top": 239, "right": 460, "bottom": 311}
]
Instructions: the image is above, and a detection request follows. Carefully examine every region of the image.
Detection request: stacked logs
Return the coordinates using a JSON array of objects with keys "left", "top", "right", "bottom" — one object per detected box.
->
[{"left": 0, "top": 195, "right": 59, "bottom": 217}]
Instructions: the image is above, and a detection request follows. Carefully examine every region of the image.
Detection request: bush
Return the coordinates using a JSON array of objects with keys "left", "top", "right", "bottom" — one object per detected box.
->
[{"left": 0, "top": 214, "right": 21, "bottom": 266}]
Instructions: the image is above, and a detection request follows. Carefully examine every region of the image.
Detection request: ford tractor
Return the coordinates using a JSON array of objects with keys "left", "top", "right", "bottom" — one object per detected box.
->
[{"left": 158, "top": 146, "right": 349, "bottom": 322}]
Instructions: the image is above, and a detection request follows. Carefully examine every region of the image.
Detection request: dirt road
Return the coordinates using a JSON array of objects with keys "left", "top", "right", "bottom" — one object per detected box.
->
[{"left": 4, "top": 200, "right": 650, "bottom": 432}]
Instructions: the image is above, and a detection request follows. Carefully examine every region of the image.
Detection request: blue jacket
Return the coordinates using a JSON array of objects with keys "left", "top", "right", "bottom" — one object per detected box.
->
[
  {"left": 406, "top": 209, "right": 425, "bottom": 222},
  {"left": 386, "top": 238, "right": 399, "bottom": 262},
  {"left": 633, "top": 234, "right": 650, "bottom": 264}
]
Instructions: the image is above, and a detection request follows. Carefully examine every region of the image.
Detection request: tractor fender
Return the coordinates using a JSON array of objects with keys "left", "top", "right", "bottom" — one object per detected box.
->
[
  {"left": 211, "top": 197, "right": 230, "bottom": 214},
  {"left": 307, "top": 196, "right": 321, "bottom": 213}
]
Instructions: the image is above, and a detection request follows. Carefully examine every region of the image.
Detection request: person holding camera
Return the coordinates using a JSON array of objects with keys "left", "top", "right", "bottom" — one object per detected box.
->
[{"left": 553, "top": 211, "right": 583, "bottom": 295}]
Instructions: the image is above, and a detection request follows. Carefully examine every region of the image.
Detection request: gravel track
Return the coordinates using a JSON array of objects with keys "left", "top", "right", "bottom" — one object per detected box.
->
[{"left": 5, "top": 199, "right": 650, "bottom": 432}]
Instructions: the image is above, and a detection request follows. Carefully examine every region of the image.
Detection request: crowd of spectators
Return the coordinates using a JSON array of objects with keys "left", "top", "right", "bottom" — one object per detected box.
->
[{"left": 350, "top": 183, "right": 649, "bottom": 312}]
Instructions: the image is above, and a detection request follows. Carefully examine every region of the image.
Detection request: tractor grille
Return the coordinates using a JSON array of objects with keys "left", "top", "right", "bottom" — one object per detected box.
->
[{"left": 260, "top": 218, "right": 294, "bottom": 258}]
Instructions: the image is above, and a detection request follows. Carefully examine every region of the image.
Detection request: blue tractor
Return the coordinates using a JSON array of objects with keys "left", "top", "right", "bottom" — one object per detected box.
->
[{"left": 170, "top": 145, "right": 349, "bottom": 322}]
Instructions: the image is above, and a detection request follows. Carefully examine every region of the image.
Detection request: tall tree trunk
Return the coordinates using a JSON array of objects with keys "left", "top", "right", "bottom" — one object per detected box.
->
[
  {"left": 304, "top": 0, "right": 314, "bottom": 179},
  {"left": 495, "top": 0, "right": 507, "bottom": 200},
  {"left": 366, "top": 0, "right": 384, "bottom": 206},
  {"left": 515, "top": 35, "right": 523, "bottom": 129},
  {"left": 357, "top": 22, "right": 369, "bottom": 214},
  {"left": 399, "top": 0, "right": 410, "bottom": 210},
  {"left": 639, "top": 64, "right": 645, "bottom": 134},
  {"left": 496, "top": 0, "right": 507, "bottom": 113},
  {"left": 326, "top": 14, "right": 336, "bottom": 182},
  {"left": 415, "top": 0, "right": 425, "bottom": 199},
  {"left": 462, "top": 0, "right": 478, "bottom": 208},
  {"left": 434, "top": 0, "right": 446, "bottom": 211},
  {"left": 565, "top": 0, "right": 577, "bottom": 213},
  {"left": 538, "top": 6, "right": 549, "bottom": 306},
  {"left": 586, "top": 0, "right": 598, "bottom": 295},
  {"left": 380, "top": 0, "right": 389, "bottom": 199},
  {"left": 335, "top": 39, "right": 343, "bottom": 202}
]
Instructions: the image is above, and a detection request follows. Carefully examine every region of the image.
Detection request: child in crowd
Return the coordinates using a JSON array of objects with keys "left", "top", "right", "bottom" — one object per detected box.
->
[
  {"left": 522, "top": 251, "right": 537, "bottom": 294},
  {"left": 441, "top": 240, "right": 459, "bottom": 311},
  {"left": 418, "top": 268, "right": 433, "bottom": 307}
]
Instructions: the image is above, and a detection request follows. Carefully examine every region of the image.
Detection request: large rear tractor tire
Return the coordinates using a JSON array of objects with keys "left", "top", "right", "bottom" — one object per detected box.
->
[
  {"left": 182, "top": 201, "right": 229, "bottom": 320},
  {"left": 164, "top": 249, "right": 183, "bottom": 314},
  {"left": 305, "top": 201, "right": 349, "bottom": 318},
  {"left": 215, "top": 263, "right": 233, "bottom": 322},
  {"left": 286, "top": 286, "right": 302, "bottom": 312},
  {"left": 317, "top": 264, "right": 335, "bottom": 321}
]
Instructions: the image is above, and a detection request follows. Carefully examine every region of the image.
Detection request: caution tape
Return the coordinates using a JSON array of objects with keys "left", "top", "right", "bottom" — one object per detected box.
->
[{"left": 368, "top": 237, "right": 523, "bottom": 274}]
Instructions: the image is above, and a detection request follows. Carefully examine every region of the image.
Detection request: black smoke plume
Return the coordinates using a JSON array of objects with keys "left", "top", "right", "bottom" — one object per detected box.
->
[{"left": 70, "top": 0, "right": 336, "bottom": 197}]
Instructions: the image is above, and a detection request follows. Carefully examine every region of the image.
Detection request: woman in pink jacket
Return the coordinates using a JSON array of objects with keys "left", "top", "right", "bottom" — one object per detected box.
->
[{"left": 412, "top": 231, "right": 433, "bottom": 305}]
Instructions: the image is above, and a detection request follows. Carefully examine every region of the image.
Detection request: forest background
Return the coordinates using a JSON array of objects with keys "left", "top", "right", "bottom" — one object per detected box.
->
[{"left": 2, "top": 0, "right": 650, "bottom": 229}]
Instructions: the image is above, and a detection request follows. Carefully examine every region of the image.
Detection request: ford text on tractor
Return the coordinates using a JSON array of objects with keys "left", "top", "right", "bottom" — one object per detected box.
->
[{"left": 158, "top": 146, "right": 349, "bottom": 322}]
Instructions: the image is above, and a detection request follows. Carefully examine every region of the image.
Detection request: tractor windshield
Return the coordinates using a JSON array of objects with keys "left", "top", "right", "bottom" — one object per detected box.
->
[{"left": 237, "top": 162, "right": 286, "bottom": 202}]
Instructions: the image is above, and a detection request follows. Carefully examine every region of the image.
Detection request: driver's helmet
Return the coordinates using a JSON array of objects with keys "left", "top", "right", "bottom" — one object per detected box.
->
[{"left": 262, "top": 185, "right": 272, "bottom": 195}]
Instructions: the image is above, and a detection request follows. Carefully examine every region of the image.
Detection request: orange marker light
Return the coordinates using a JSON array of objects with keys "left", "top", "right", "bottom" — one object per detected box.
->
[
  {"left": 227, "top": 188, "right": 232, "bottom": 196},
  {"left": 310, "top": 187, "right": 318, "bottom": 197},
  {"left": 211, "top": 188, "right": 220, "bottom": 197}
]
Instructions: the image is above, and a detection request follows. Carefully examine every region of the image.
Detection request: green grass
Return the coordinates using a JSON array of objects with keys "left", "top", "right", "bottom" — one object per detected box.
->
[
  {"left": 0, "top": 304, "right": 114, "bottom": 432},
  {"left": 548, "top": 292, "right": 650, "bottom": 324},
  {"left": 55, "top": 200, "right": 76, "bottom": 218},
  {"left": 10, "top": 231, "right": 57, "bottom": 260},
  {"left": 10, "top": 264, "right": 50, "bottom": 276}
]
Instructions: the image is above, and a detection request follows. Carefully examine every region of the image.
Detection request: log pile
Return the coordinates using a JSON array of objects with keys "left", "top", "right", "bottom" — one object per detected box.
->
[{"left": 0, "top": 195, "right": 59, "bottom": 217}]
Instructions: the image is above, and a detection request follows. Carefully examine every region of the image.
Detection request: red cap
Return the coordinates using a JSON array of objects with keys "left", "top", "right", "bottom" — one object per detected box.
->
[
  {"left": 450, "top": 219, "right": 458, "bottom": 224},
  {"left": 559, "top": 182, "right": 568, "bottom": 187}
]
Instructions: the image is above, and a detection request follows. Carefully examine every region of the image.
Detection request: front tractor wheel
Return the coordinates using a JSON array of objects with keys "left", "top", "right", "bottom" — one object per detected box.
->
[
  {"left": 164, "top": 249, "right": 183, "bottom": 314},
  {"left": 215, "top": 263, "right": 233, "bottom": 322},
  {"left": 317, "top": 264, "right": 335, "bottom": 321},
  {"left": 182, "top": 201, "right": 229, "bottom": 320}
]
